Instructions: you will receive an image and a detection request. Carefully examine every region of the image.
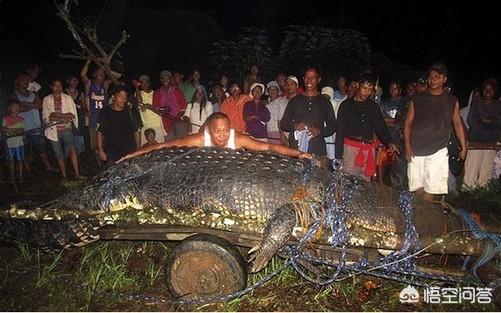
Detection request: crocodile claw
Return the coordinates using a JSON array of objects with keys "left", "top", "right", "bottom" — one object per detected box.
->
[
  {"left": 248, "top": 244, "right": 260, "bottom": 256},
  {"left": 248, "top": 204, "right": 296, "bottom": 273}
]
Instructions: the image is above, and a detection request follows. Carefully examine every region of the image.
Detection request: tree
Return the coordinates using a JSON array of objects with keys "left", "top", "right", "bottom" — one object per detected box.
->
[
  {"left": 278, "top": 25, "right": 373, "bottom": 80},
  {"left": 53, "top": 0, "right": 129, "bottom": 82},
  {"left": 207, "top": 27, "right": 274, "bottom": 83}
]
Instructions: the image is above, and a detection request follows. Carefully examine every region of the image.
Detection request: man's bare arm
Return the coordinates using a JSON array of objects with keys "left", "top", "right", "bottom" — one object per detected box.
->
[
  {"left": 134, "top": 131, "right": 141, "bottom": 150},
  {"left": 80, "top": 60, "right": 91, "bottom": 85},
  {"left": 117, "top": 133, "right": 204, "bottom": 163},
  {"left": 236, "top": 133, "right": 311, "bottom": 159},
  {"left": 452, "top": 101, "right": 467, "bottom": 160},
  {"left": 403, "top": 101, "right": 415, "bottom": 162}
]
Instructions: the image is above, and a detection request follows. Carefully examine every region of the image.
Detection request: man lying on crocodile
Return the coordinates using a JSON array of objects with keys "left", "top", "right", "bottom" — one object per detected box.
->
[{"left": 118, "top": 112, "right": 312, "bottom": 163}]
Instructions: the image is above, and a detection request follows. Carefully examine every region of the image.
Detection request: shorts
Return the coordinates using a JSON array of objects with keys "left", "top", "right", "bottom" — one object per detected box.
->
[
  {"left": 74, "top": 135, "right": 85, "bottom": 155},
  {"left": 50, "top": 129, "right": 75, "bottom": 160},
  {"left": 7, "top": 146, "right": 25, "bottom": 161},
  {"left": 407, "top": 147, "right": 449, "bottom": 194},
  {"left": 24, "top": 134, "right": 47, "bottom": 153}
]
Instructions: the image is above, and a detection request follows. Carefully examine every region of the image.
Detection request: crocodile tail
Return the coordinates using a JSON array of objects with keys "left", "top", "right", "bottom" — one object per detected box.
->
[{"left": 0, "top": 217, "right": 101, "bottom": 250}]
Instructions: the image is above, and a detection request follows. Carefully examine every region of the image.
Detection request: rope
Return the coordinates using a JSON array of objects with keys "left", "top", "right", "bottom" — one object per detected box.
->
[{"left": 457, "top": 208, "right": 501, "bottom": 278}]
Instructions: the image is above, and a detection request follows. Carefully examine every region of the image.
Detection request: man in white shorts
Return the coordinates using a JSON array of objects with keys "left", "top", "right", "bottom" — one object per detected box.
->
[{"left": 403, "top": 63, "right": 467, "bottom": 201}]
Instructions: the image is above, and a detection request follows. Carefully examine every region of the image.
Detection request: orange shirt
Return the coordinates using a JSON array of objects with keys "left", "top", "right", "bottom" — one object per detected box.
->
[{"left": 220, "top": 94, "right": 251, "bottom": 133}]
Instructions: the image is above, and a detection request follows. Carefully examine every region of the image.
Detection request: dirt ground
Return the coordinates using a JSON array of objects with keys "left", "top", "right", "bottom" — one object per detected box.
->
[{"left": 0, "top": 152, "right": 499, "bottom": 311}]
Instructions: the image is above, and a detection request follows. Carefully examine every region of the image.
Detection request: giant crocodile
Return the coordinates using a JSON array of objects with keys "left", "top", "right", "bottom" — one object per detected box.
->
[{"left": 0, "top": 147, "right": 500, "bottom": 290}]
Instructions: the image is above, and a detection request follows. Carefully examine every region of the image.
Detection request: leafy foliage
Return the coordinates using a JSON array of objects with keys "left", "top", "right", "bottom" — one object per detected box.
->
[
  {"left": 278, "top": 25, "right": 372, "bottom": 78},
  {"left": 208, "top": 27, "right": 274, "bottom": 83},
  {"left": 208, "top": 25, "right": 385, "bottom": 84}
]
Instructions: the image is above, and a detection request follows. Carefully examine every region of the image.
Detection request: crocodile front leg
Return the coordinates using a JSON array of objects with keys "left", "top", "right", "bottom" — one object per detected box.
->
[{"left": 248, "top": 204, "right": 296, "bottom": 273}]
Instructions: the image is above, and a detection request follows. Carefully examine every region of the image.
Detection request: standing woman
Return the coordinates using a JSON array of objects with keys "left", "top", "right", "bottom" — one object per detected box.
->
[
  {"left": 43, "top": 78, "right": 85, "bottom": 181},
  {"left": 243, "top": 83, "right": 270, "bottom": 141},
  {"left": 183, "top": 87, "right": 213, "bottom": 134}
]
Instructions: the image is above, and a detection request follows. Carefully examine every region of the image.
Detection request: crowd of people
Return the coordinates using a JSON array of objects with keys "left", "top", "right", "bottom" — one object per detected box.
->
[{"left": 1, "top": 61, "right": 500, "bottom": 201}]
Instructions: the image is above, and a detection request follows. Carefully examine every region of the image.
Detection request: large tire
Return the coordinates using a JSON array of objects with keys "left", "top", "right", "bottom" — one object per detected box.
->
[{"left": 165, "top": 234, "right": 247, "bottom": 300}]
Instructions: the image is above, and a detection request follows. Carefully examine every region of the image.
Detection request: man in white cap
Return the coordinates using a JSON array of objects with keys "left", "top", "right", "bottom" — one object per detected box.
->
[{"left": 285, "top": 75, "right": 300, "bottom": 100}]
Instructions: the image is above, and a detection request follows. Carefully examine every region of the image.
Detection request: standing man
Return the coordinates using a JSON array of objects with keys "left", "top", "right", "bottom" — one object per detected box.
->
[
  {"left": 335, "top": 73, "right": 398, "bottom": 181},
  {"left": 285, "top": 75, "right": 300, "bottom": 100},
  {"left": 26, "top": 64, "right": 42, "bottom": 97},
  {"left": 381, "top": 80, "right": 405, "bottom": 148},
  {"left": 97, "top": 85, "right": 141, "bottom": 165},
  {"left": 404, "top": 63, "right": 467, "bottom": 200},
  {"left": 463, "top": 78, "right": 501, "bottom": 188},
  {"left": 81, "top": 60, "right": 111, "bottom": 151},
  {"left": 153, "top": 70, "right": 188, "bottom": 141},
  {"left": 280, "top": 67, "right": 336, "bottom": 167},
  {"left": 13, "top": 73, "right": 57, "bottom": 173}
]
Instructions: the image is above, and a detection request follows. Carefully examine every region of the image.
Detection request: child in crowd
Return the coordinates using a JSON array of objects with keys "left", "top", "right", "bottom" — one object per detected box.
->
[
  {"left": 142, "top": 128, "right": 158, "bottom": 148},
  {"left": 2, "top": 101, "right": 26, "bottom": 183}
]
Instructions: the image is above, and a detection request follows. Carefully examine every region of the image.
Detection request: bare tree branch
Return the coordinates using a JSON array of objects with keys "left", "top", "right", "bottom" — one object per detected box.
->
[
  {"left": 54, "top": 0, "right": 128, "bottom": 83},
  {"left": 108, "top": 31, "right": 129, "bottom": 63},
  {"left": 85, "top": 28, "right": 108, "bottom": 58},
  {"left": 59, "top": 54, "right": 95, "bottom": 61}
]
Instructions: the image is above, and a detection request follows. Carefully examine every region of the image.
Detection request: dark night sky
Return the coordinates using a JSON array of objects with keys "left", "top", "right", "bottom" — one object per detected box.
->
[{"left": 1, "top": 0, "right": 499, "bottom": 101}]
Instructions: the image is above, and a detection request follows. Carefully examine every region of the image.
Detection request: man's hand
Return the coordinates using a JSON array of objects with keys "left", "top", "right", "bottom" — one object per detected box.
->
[
  {"left": 307, "top": 126, "right": 321, "bottom": 137},
  {"left": 294, "top": 122, "right": 306, "bottom": 131},
  {"left": 459, "top": 147, "right": 467, "bottom": 160},
  {"left": 404, "top": 145, "right": 413, "bottom": 162},
  {"left": 280, "top": 133, "right": 288, "bottom": 146},
  {"left": 387, "top": 143, "right": 400, "bottom": 155},
  {"left": 98, "top": 150, "right": 107, "bottom": 161},
  {"left": 480, "top": 116, "right": 493, "bottom": 123},
  {"left": 298, "top": 152, "right": 312, "bottom": 160}
]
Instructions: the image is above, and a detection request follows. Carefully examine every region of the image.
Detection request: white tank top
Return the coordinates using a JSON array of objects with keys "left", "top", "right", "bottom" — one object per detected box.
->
[{"left": 204, "top": 128, "right": 236, "bottom": 149}]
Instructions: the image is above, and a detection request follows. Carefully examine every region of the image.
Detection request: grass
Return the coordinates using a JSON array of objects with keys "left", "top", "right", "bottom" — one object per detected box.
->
[
  {"left": 449, "top": 179, "right": 501, "bottom": 218},
  {"left": 1, "top": 239, "right": 499, "bottom": 311},
  {"left": 76, "top": 242, "right": 140, "bottom": 310},
  {"left": 16, "top": 242, "right": 35, "bottom": 265},
  {"left": 35, "top": 249, "right": 63, "bottom": 288},
  {"left": 145, "top": 259, "right": 163, "bottom": 287}
]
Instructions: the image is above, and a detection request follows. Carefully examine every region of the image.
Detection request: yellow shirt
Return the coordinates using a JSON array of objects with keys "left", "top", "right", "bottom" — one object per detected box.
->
[{"left": 138, "top": 90, "right": 162, "bottom": 129}]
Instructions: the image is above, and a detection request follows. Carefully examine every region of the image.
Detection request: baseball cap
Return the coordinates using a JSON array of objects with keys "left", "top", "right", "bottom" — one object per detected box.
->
[
  {"left": 286, "top": 75, "right": 299, "bottom": 86},
  {"left": 416, "top": 77, "right": 427, "bottom": 85},
  {"left": 321, "top": 86, "right": 334, "bottom": 99},
  {"left": 138, "top": 74, "right": 150, "bottom": 82},
  {"left": 159, "top": 70, "right": 172, "bottom": 78},
  {"left": 428, "top": 62, "right": 448, "bottom": 76}
]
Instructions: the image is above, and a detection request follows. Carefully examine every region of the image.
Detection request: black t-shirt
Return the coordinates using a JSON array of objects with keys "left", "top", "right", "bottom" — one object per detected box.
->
[
  {"left": 335, "top": 98, "right": 393, "bottom": 159},
  {"left": 97, "top": 105, "right": 138, "bottom": 159},
  {"left": 410, "top": 91, "right": 457, "bottom": 156},
  {"left": 280, "top": 94, "right": 336, "bottom": 155}
]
